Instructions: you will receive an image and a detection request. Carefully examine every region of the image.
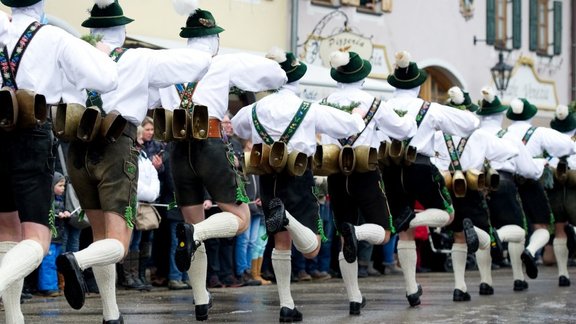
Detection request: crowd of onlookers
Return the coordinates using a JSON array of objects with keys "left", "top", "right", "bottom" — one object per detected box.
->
[{"left": 19, "top": 113, "right": 574, "bottom": 301}]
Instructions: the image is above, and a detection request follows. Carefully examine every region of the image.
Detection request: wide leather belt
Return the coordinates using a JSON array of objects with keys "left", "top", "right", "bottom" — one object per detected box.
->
[{"left": 208, "top": 119, "right": 222, "bottom": 138}]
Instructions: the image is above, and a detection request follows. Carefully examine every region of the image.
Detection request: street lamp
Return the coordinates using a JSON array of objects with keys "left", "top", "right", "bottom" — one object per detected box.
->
[{"left": 490, "top": 52, "right": 513, "bottom": 96}]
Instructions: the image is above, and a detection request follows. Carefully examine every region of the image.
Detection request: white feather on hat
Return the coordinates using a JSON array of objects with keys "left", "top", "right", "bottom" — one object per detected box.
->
[
  {"left": 329, "top": 51, "right": 350, "bottom": 69},
  {"left": 95, "top": 0, "right": 115, "bottom": 9},
  {"left": 395, "top": 51, "right": 411, "bottom": 69},
  {"left": 510, "top": 98, "right": 524, "bottom": 114},
  {"left": 448, "top": 87, "right": 465, "bottom": 105},
  {"left": 265, "top": 47, "right": 287, "bottom": 63},
  {"left": 481, "top": 86, "right": 495, "bottom": 103},
  {"left": 172, "top": 0, "right": 200, "bottom": 16},
  {"left": 555, "top": 104, "right": 569, "bottom": 120}
]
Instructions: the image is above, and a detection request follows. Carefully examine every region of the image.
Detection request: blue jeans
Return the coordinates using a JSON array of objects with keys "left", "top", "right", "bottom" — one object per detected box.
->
[
  {"left": 382, "top": 234, "right": 398, "bottom": 264},
  {"left": 169, "top": 220, "right": 189, "bottom": 281},
  {"left": 235, "top": 213, "right": 264, "bottom": 276},
  {"left": 60, "top": 222, "right": 81, "bottom": 253},
  {"left": 38, "top": 243, "right": 61, "bottom": 291}
]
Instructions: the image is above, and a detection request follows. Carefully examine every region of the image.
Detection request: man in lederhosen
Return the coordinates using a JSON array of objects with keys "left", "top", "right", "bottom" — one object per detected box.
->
[
  {"left": 380, "top": 51, "right": 479, "bottom": 306},
  {"left": 0, "top": 1, "right": 118, "bottom": 323},
  {"left": 232, "top": 47, "right": 367, "bottom": 322}
]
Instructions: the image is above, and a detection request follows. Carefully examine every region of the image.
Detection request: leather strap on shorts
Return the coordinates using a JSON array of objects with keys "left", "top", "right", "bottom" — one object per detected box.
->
[{"left": 208, "top": 118, "right": 222, "bottom": 138}]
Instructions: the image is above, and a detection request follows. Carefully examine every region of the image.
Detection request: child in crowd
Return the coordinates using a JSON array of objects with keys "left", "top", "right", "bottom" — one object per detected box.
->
[{"left": 37, "top": 172, "right": 69, "bottom": 297}]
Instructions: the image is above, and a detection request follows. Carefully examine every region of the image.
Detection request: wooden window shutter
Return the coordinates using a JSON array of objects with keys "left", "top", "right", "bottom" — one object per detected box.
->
[
  {"left": 512, "top": 0, "right": 521, "bottom": 49},
  {"left": 553, "top": 1, "right": 562, "bottom": 55},
  {"left": 486, "top": 0, "right": 495, "bottom": 45},
  {"left": 529, "top": 0, "right": 538, "bottom": 51}
]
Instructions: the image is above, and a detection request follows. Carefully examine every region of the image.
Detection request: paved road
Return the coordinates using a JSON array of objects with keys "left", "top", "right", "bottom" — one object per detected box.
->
[{"left": 15, "top": 265, "right": 576, "bottom": 323}]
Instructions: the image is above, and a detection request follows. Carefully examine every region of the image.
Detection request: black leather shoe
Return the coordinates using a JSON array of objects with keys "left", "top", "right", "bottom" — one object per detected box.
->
[
  {"left": 195, "top": 294, "right": 213, "bottom": 321},
  {"left": 56, "top": 252, "right": 87, "bottom": 310},
  {"left": 463, "top": 218, "right": 479, "bottom": 253},
  {"left": 513, "top": 280, "right": 528, "bottom": 291},
  {"left": 521, "top": 249, "right": 538, "bottom": 279},
  {"left": 341, "top": 222, "right": 358, "bottom": 263},
  {"left": 479, "top": 283, "right": 494, "bottom": 295},
  {"left": 394, "top": 207, "right": 416, "bottom": 233},
  {"left": 279, "top": 306, "right": 303, "bottom": 322},
  {"left": 175, "top": 223, "right": 198, "bottom": 272},
  {"left": 267, "top": 198, "right": 289, "bottom": 234},
  {"left": 406, "top": 284, "right": 422, "bottom": 307},
  {"left": 564, "top": 224, "right": 576, "bottom": 258},
  {"left": 103, "top": 314, "right": 124, "bottom": 324},
  {"left": 559, "top": 275, "right": 571, "bottom": 287},
  {"left": 349, "top": 296, "right": 366, "bottom": 315},
  {"left": 453, "top": 289, "right": 471, "bottom": 302}
]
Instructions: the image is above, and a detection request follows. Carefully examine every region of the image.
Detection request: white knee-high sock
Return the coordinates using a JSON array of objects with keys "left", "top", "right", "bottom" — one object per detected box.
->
[
  {"left": 187, "top": 244, "right": 209, "bottom": 305},
  {"left": 497, "top": 225, "right": 525, "bottom": 243},
  {"left": 409, "top": 208, "right": 450, "bottom": 228},
  {"left": 338, "top": 252, "right": 362, "bottom": 303},
  {"left": 272, "top": 249, "right": 294, "bottom": 309},
  {"left": 74, "top": 239, "right": 125, "bottom": 270},
  {"left": 526, "top": 228, "right": 550, "bottom": 256},
  {"left": 451, "top": 243, "right": 468, "bottom": 292},
  {"left": 475, "top": 247, "right": 493, "bottom": 286},
  {"left": 553, "top": 238, "right": 569, "bottom": 278},
  {"left": 475, "top": 227, "right": 491, "bottom": 250},
  {"left": 355, "top": 224, "right": 386, "bottom": 245},
  {"left": 194, "top": 212, "right": 240, "bottom": 242},
  {"left": 285, "top": 211, "right": 318, "bottom": 254},
  {"left": 92, "top": 264, "right": 120, "bottom": 321},
  {"left": 397, "top": 240, "right": 418, "bottom": 295},
  {"left": 508, "top": 240, "right": 526, "bottom": 281},
  {"left": 0, "top": 241, "right": 24, "bottom": 324},
  {"left": 0, "top": 239, "right": 44, "bottom": 293}
]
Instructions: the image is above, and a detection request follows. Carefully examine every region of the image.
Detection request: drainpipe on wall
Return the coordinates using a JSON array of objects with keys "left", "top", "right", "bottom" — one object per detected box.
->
[
  {"left": 572, "top": 0, "right": 576, "bottom": 101},
  {"left": 290, "top": 0, "right": 299, "bottom": 54}
]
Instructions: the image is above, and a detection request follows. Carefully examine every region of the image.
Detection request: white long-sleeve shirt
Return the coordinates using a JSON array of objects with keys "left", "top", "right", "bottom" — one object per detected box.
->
[
  {"left": 232, "top": 85, "right": 365, "bottom": 156},
  {"left": 158, "top": 53, "right": 287, "bottom": 120},
  {"left": 4, "top": 13, "right": 117, "bottom": 103},
  {"left": 385, "top": 92, "right": 479, "bottom": 157},
  {"left": 433, "top": 128, "right": 519, "bottom": 172},
  {"left": 478, "top": 114, "right": 543, "bottom": 180},
  {"left": 99, "top": 47, "right": 211, "bottom": 126},
  {"left": 137, "top": 151, "right": 160, "bottom": 203},
  {"left": 505, "top": 120, "right": 576, "bottom": 158},
  {"left": 319, "top": 83, "right": 417, "bottom": 148}
]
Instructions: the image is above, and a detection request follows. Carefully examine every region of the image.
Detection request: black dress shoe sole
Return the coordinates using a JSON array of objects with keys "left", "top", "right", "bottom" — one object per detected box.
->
[
  {"left": 103, "top": 314, "right": 124, "bottom": 324},
  {"left": 479, "top": 283, "right": 494, "bottom": 295},
  {"left": 513, "top": 280, "right": 528, "bottom": 291},
  {"left": 521, "top": 250, "right": 538, "bottom": 279},
  {"left": 279, "top": 307, "right": 303, "bottom": 322},
  {"left": 175, "top": 223, "right": 196, "bottom": 272},
  {"left": 267, "top": 198, "right": 288, "bottom": 234},
  {"left": 56, "top": 253, "right": 87, "bottom": 310},
  {"left": 463, "top": 218, "right": 479, "bottom": 253},
  {"left": 341, "top": 222, "right": 358, "bottom": 263},
  {"left": 406, "top": 285, "right": 423, "bottom": 307},
  {"left": 559, "top": 276, "right": 571, "bottom": 287},
  {"left": 195, "top": 295, "right": 213, "bottom": 321},
  {"left": 453, "top": 289, "right": 471, "bottom": 302}
]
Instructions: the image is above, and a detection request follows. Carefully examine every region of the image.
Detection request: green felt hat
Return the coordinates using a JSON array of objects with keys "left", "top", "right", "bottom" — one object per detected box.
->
[
  {"left": 550, "top": 105, "right": 576, "bottom": 133},
  {"left": 0, "top": 0, "right": 41, "bottom": 7},
  {"left": 329, "top": 51, "right": 372, "bottom": 83},
  {"left": 179, "top": 9, "right": 224, "bottom": 38},
  {"left": 387, "top": 51, "right": 427, "bottom": 89},
  {"left": 446, "top": 87, "right": 478, "bottom": 112},
  {"left": 266, "top": 48, "right": 307, "bottom": 83},
  {"left": 506, "top": 98, "right": 538, "bottom": 121},
  {"left": 476, "top": 87, "right": 507, "bottom": 116},
  {"left": 81, "top": 0, "right": 134, "bottom": 28}
]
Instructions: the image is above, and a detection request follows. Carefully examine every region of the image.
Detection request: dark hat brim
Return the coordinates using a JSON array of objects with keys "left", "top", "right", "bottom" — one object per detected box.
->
[
  {"left": 475, "top": 105, "right": 508, "bottom": 116},
  {"left": 179, "top": 26, "right": 225, "bottom": 38},
  {"left": 287, "top": 64, "right": 307, "bottom": 83},
  {"left": 330, "top": 60, "right": 372, "bottom": 83},
  {"left": 387, "top": 68, "right": 428, "bottom": 89},
  {"left": 466, "top": 103, "right": 479, "bottom": 113},
  {"left": 550, "top": 115, "right": 576, "bottom": 133},
  {"left": 0, "top": 0, "right": 40, "bottom": 7},
  {"left": 506, "top": 106, "right": 538, "bottom": 121},
  {"left": 82, "top": 16, "right": 135, "bottom": 28}
]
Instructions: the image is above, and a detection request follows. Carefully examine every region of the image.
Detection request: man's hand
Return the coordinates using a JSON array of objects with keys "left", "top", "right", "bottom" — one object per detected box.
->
[{"left": 203, "top": 200, "right": 213, "bottom": 210}]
